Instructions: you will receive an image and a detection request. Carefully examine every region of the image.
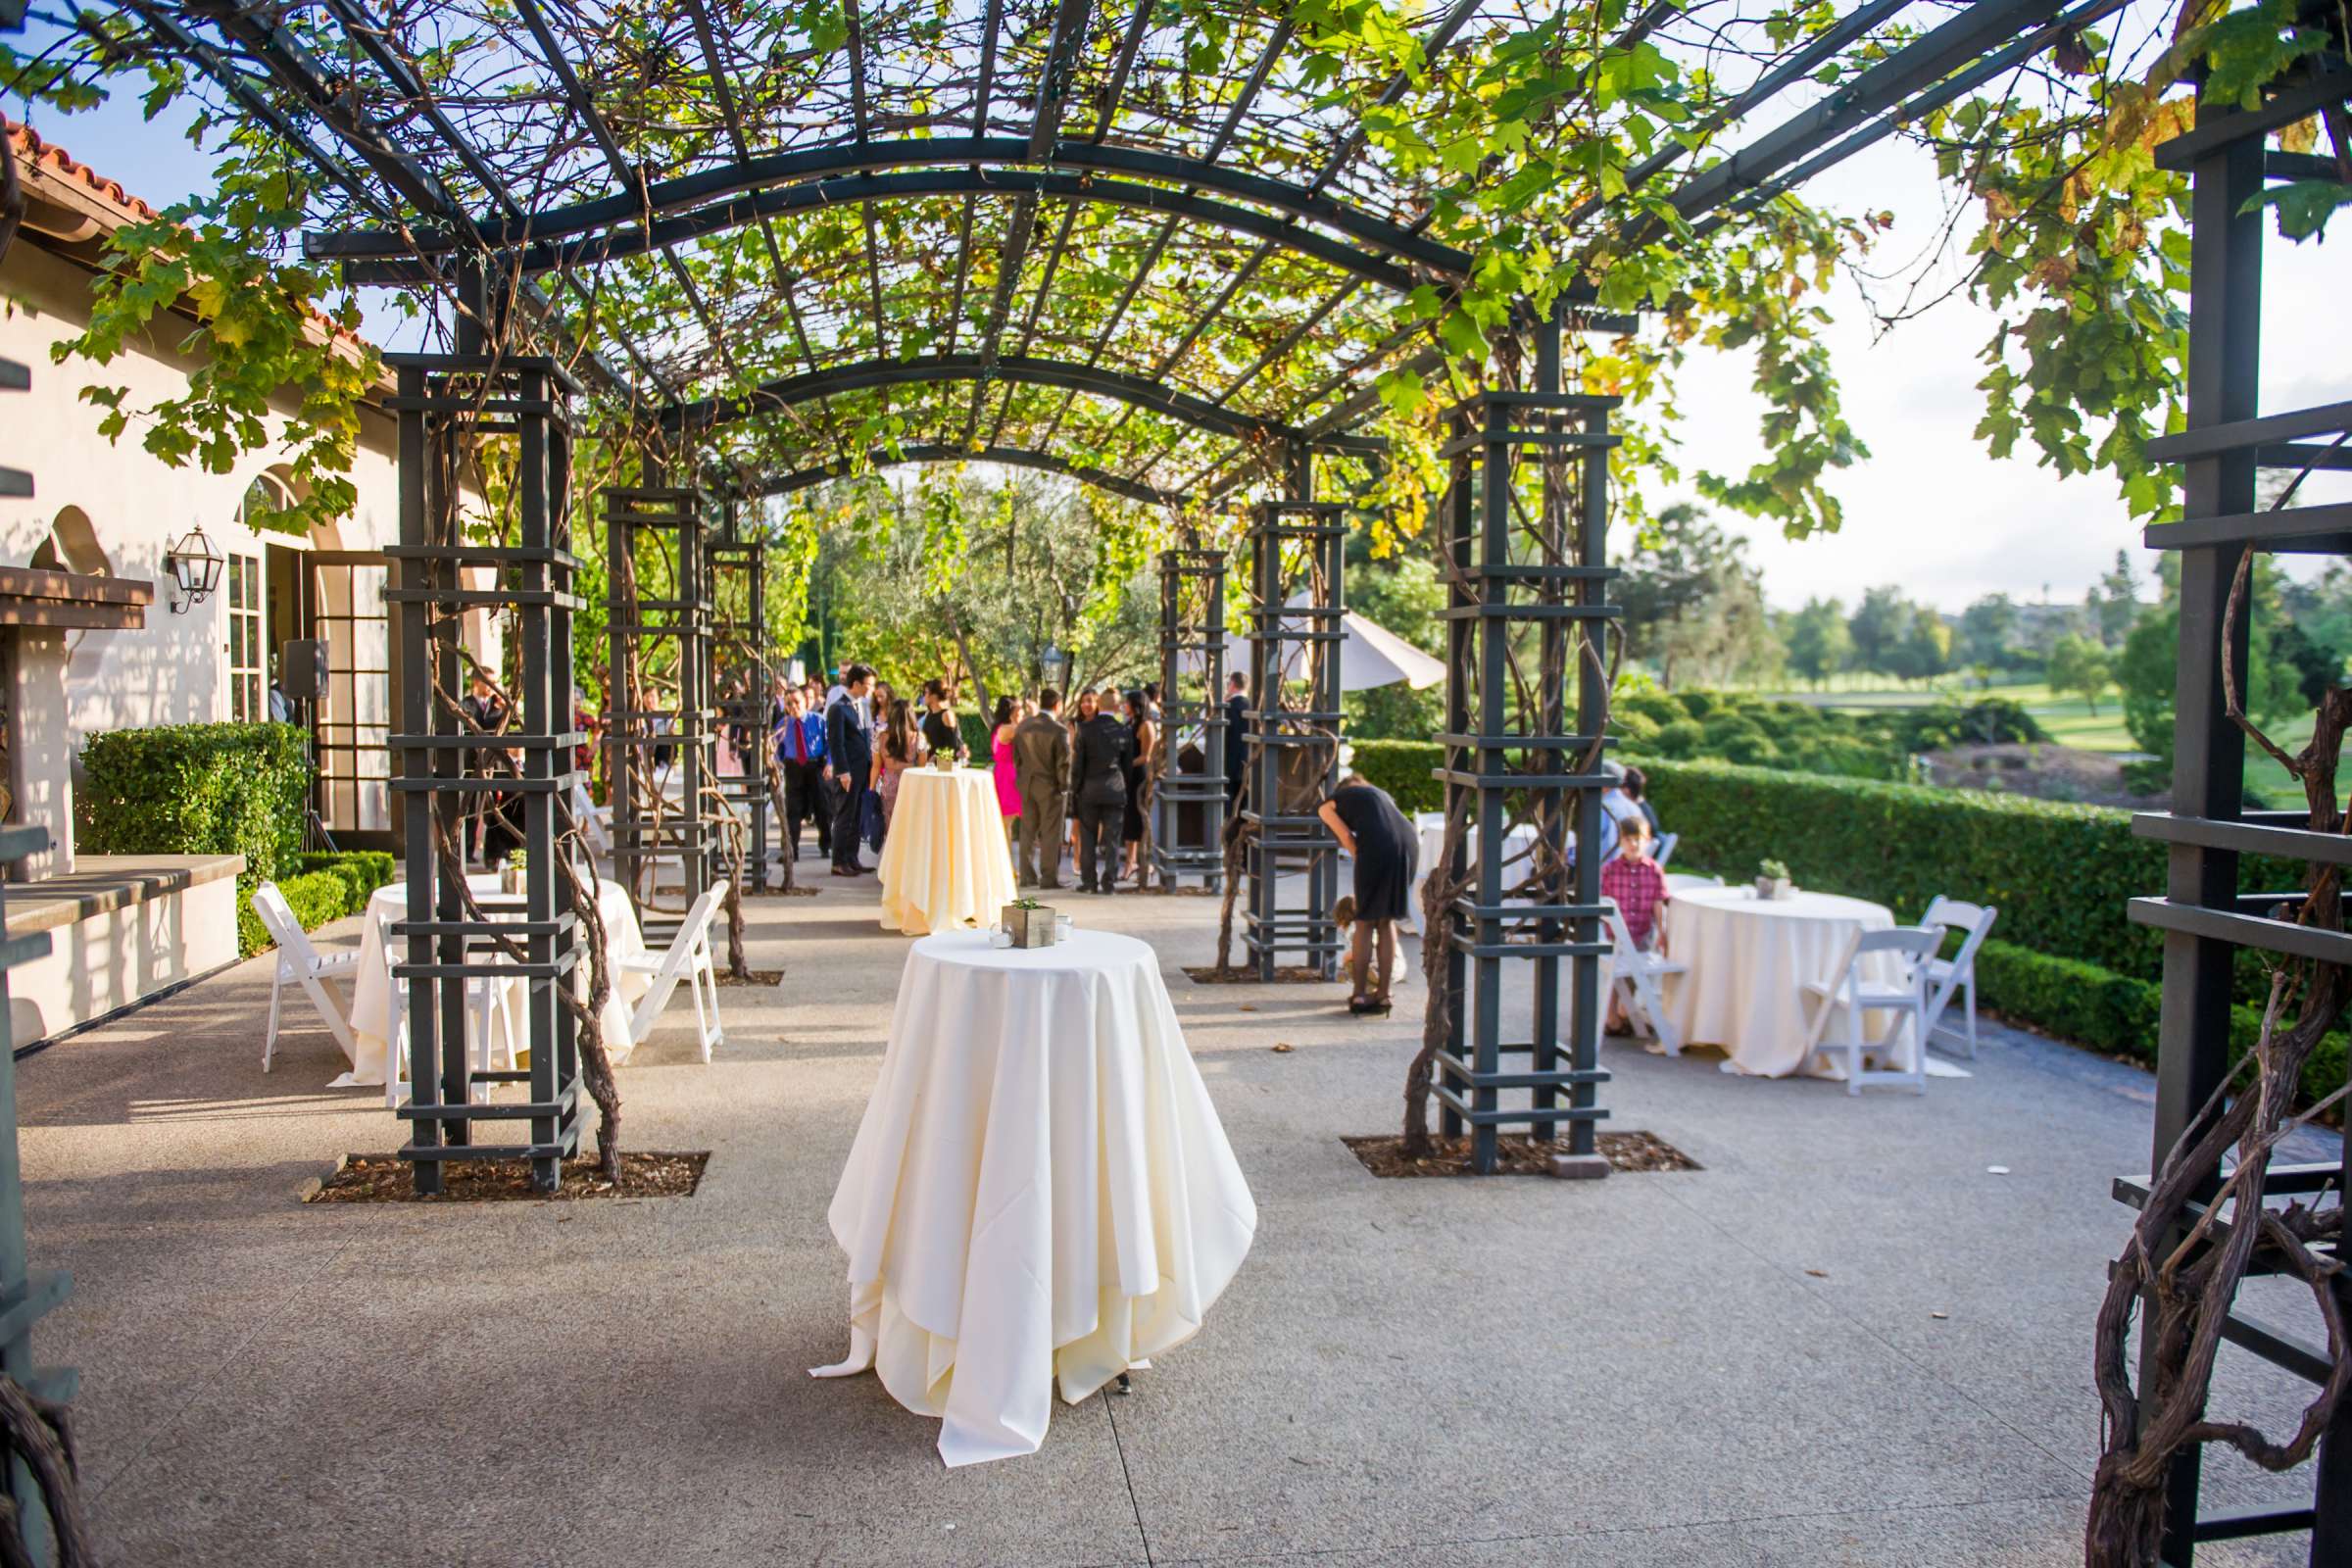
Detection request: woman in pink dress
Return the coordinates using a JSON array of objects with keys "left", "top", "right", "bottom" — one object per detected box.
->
[{"left": 989, "top": 695, "right": 1022, "bottom": 838}]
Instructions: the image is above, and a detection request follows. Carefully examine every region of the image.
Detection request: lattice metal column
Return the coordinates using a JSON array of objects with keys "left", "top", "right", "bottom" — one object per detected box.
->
[
  {"left": 1243, "top": 445, "right": 1344, "bottom": 980},
  {"left": 2109, "top": 65, "right": 2352, "bottom": 1564},
  {"left": 388, "top": 332, "right": 586, "bottom": 1195},
  {"left": 1153, "top": 539, "right": 1228, "bottom": 891},
  {"left": 709, "top": 501, "right": 771, "bottom": 894},
  {"left": 1432, "top": 324, "right": 1618, "bottom": 1176},
  {"left": 602, "top": 481, "right": 713, "bottom": 945}
]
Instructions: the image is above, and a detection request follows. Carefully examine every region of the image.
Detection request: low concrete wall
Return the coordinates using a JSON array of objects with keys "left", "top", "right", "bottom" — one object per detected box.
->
[{"left": 5, "top": 855, "right": 243, "bottom": 1047}]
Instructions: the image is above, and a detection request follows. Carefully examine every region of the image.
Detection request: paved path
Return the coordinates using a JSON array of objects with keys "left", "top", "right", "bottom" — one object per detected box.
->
[{"left": 14, "top": 866, "right": 2327, "bottom": 1565}]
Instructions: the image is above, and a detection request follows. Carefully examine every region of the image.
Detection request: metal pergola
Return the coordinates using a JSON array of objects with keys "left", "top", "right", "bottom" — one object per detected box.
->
[
  {"left": 98, "top": 2, "right": 2155, "bottom": 1181},
  {"left": 2106, "top": 31, "right": 2352, "bottom": 1563},
  {"left": 1153, "top": 538, "right": 1228, "bottom": 892}
]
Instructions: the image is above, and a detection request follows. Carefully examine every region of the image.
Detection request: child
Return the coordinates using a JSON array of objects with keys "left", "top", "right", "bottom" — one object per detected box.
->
[{"left": 1600, "top": 817, "right": 1671, "bottom": 1033}]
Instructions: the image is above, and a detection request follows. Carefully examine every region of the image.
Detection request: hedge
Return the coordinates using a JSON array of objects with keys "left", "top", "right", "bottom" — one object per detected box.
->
[
  {"left": 1975, "top": 939, "right": 2345, "bottom": 1117},
  {"left": 234, "top": 851, "right": 397, "bottom": 957},
  {"left": 78, "top": 722, "right": 312, "bottom": 958}
]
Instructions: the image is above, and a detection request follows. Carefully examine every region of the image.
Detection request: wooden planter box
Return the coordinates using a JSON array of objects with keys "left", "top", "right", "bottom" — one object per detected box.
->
[{"left": 1003, "top": 904, "right": 1058, "bottom": 949}]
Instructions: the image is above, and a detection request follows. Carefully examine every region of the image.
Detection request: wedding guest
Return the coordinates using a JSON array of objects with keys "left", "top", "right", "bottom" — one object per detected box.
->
[
  {"left": 1120, "top": 689, "right": 1157, "bottom": 886},
  {"left": 1067, "top": 688, "right": 1101, "bottom": 869},
  {"left": 1316, "top": 774, "right": 1417, "bottom": 1016},
  {"left": 825, "top": 665, "right": 875, "bottom": 876},
  {"left": 460, "top": 670, "right": 510, "bottom": 864},
  {"left": 1013, "top": 688, "right": 1073, "bottom": 888},
  {"left": 1621, "top": 765, "right": 1662, "bottom": 838},
  {"left": 773, "top": 684, "right": 830, "bottom": 861},
  {"left": 875, "top": 699, "right": 920, "bottom": 829},
  {"left": 980, "top": 695, "right": 1021, "bottom": 841},
  {"left": 1601, "top": 818, "right": 1673, "bottom": 1033},
  {"left": 921, "top": 679, "right": 968, "bottom": 762},
  {"left": 1070, "top": 688, "right": 1132, "bottom": 895}
]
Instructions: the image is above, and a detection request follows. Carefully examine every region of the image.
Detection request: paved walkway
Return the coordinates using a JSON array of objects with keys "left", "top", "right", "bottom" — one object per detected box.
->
[{"left": 14, "top": 868, "right": 2328, "bottom": 1566}]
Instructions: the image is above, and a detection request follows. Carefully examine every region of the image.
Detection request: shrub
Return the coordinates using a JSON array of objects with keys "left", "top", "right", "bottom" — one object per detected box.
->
[
  {"left": 1631, "top": 756, "right": 2310, "bottom": 985},
  {"left": 79, "top": 722, "right": 312, "bottom": 957},
  {"left": 1616, "top": 690, "right": 1685, "bottom": 729},
  {"left": 1651, "top": 719, "right": 1705, "bottom": 760},
  {"left": 235, "top": 851, "right": 395, "bottom": 956},
  {"left": 1717, "top": 729, "right": 1780, "bottom": 767},
  {"left": 1612, "top": 709, "right": 1662, "bottom": 748},
  {"left": 1676, "top": 690, "right": 1720, "bottom": 719},
  {"left": 1975, "top": 939, "right": 2342, "bottom": 1117},
  {"left": 1348, "top": 738, "right": 1444, "bottom": 814}
]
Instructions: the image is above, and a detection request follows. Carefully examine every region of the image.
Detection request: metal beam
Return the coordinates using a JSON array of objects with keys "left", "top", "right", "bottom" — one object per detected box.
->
[
  {"left": 657, "top": 353, "right": 1385, "bottom": 454},
  {"left": 753, "top": 444, "right": 1175, "bottom": 506},
  {"left": 305, "top": 138, "right": 1473, "bottom": 282}
]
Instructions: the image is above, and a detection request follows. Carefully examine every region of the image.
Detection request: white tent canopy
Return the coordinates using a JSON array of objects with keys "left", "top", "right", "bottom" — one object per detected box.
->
[{"left": 1217, "top": 596, "right": 1445, "bottom": 693}]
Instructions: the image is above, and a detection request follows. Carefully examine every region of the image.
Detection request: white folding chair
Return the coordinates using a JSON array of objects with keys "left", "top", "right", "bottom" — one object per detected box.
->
[
  {"left": 376, "top": 906, "right": 514, "bottom": 1109},
  {"left": 618, "top": 887, "right": 725, "bottom": 1062},
  {"left": 1600, "top": 898, "right": 1689, "bottom": 1054},
  {"left": 1655, "top": 832, "right": 1679, "bottom": 868},
  {"left": 569, "top": 779, "right": 613, "bottom": 858},
  {"left": 1800, "top": 926, "right": 1940, "bottom": 1096},
  {"left": 253, "top": 883, "right": 364, "bottom": 1073},
  {"left": 1919, "top": 896, "right": 1997, "bottom": 1059}
]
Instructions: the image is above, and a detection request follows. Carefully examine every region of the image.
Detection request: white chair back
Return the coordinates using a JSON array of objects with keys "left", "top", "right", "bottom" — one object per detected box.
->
[
  {"left": 1851, "top": 925, "right": 1940, "bottom": 977},
  {"left": 1654, "top": 832, "right": 1678, "bottom": 868},
  {"left": 1919, "top": 896, "right": 1997, "bottom": 1054},
  {"left": 627, "top": 887, "right": 726, "bottom": 1048},
  {"left": 252, "top": 883, "right": 322, "bottom": 969}
]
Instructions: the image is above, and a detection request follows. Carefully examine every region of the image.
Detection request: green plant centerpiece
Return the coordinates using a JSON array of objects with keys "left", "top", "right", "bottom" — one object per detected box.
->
[
  {"left": 1756, "top": 858, "right": 1793, "bottom": 901},
  {"left": 501, "top": 849, "right": 528, "bottom": 896},
  {"left": 1002, "top": 895, "right": 1058, "bottom": 949}
]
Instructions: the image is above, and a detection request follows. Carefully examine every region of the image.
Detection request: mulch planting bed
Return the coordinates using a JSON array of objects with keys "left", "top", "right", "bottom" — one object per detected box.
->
[
  {"left": 305, "top": 1151, "right": 709, "bottom": 1203},
  {"left": 1182, "top": 965, "right": 1342, "bottom": 985},
  {"left": 715, "top": 969, "right": 785, "bottom": 986},
  {"left": 1343, "top": 1131, "right": 1699, "bottom": 1178}
]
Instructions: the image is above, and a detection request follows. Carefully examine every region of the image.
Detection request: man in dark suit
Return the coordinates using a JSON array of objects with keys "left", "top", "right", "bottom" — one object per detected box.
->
[
  {"left": 1222, "top": 671, "right": 1250, "bottom": 807},
  {"left": 824, "top": 663, "right": 875, "bottom": 876},
  {"left": 1012, "top": 687, "right": 1073, "bottom": 888},
  {"left": 1070, "top": 691, "right": 1133, "bottom": 895}
]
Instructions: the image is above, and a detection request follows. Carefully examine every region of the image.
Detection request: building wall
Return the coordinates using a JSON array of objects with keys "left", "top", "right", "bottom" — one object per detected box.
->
[{"left": 1, "top": 238, "right": 502, "bottom": 848}]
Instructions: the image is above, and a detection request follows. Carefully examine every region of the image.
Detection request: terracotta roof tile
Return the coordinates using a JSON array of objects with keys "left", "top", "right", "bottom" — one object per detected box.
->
[{"left": 3, "top": 117, "right": 165, "bottom": 224}]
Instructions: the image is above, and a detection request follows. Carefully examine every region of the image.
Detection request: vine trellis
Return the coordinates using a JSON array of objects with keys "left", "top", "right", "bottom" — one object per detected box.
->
[{"left": 9, "top": 3, "right": 2352, "bottom": 1558}]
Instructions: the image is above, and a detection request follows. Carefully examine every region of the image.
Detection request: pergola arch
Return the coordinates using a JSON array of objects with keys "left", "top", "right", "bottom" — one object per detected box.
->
[
  {"left": 662, "top": 353, "right": 1385, "bottom": 457},
  {"left": 752, "top": 444, "right": 1177, "bottom": 510},
  {"left": 310, "top": 138, "right": 1477, "bottom": 294}
]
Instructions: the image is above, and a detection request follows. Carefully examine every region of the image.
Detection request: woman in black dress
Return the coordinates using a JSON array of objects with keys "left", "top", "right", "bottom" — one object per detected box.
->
[{"left": 1316, "top": 774, "right": 1418, "bottom": 1014}]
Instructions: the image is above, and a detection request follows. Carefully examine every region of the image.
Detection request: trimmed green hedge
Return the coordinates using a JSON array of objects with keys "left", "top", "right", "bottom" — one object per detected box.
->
[
  {"left": 1976, "top": 939, "right": 2345, "bottom": 1115},
  {"left": 78, "top": 722, "right": 313, "bottom": 958},
  {"left": 234, "top": 851, "right": 397, "bottom": 957},
  {"left": 1350, "top": 739, "right": 1446, "bottom": 816}
]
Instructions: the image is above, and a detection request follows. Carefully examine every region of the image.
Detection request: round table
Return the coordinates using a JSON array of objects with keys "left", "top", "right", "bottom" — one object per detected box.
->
[
  {"left": 813, "top": 929, "right": 1256, "bottom": 1467},
  {"left": 1658, "top": 884, "right": 1917, "bottom": 1080},
  {"left": 877, "top": 766, "right": 1018, "bottom": 935},
  {"left": 345, "top": 874, "right": 647, "bottom": 1088}
]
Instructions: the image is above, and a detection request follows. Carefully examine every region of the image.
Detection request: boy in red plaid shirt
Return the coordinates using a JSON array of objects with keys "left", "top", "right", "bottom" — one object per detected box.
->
[{"left": 1601, "top": 819, "right": 1670, "bottom": 1032}]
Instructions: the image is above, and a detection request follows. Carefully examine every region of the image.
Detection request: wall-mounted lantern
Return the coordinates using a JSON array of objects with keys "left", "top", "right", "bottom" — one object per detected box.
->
[{"left": 164, "top": 525, "right": 223, "bottom": 613}]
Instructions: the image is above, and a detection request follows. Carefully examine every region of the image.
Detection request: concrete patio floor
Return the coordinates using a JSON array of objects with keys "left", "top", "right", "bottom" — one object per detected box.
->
[{"left": 14, "top": 865, "right": 2335, "bottom": 1566}]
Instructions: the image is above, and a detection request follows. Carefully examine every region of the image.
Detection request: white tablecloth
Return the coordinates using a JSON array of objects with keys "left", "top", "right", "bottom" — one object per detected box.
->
[
  {"left": 346, "top": 874, "right": 649, "bottom": 1087},
  {"left": 1407, "top": 812, "right": 1545, "bottom": 935},
  {"left": 813, "top": 929, "right": 1256, "bottom": 1466},
  {"left": 877, "top": 767, "right": 1018, "bottom": 936},
  {"left": 1658, "top": 884, "right": 1917, "bottom": 1079}
]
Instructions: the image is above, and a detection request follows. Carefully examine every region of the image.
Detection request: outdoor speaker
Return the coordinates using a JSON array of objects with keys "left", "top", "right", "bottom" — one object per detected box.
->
[{"left": 280, "top": 639, "right": 327, "bottom": 700}]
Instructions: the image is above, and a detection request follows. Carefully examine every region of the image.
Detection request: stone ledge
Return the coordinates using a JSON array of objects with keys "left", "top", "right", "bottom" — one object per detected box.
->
[{"left": 1, "top": 854, "right": 247, "bottom": 936}]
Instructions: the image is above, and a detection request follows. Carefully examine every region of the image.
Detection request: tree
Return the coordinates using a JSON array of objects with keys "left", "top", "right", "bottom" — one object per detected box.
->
[
  {"left": 1956, "top": 593, "right": 2020, "bottom": 670},
  {"left": 2047, "top": 633, "right": 2113, "bottom": 714},
  {"left": 1347, "top": 548, "right": 1446, "bottom": 739},
  {"left": 1889, "top": 611, "right": 1951, "bottom": 686},
  {"left": 2094, "top": 550, "right": 2142, "bottom": 648},
  {"left": 1783, "top": 598, "right": 1850, "bottom": 689},
  {"left": 2119, "top": 605, "right": 2301, "bottom": 767},
  {"left": 1615, "top": 504, "right": 1777, "bottom": 688},
  {"left": 1844, "top": 586, "right": 1912, "bottom": 680}
]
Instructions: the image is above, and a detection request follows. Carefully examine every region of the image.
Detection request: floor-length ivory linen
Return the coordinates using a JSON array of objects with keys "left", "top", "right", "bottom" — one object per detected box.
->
[
  {"left": 876, "top": 767, "right": 1018, "bottom": 935},
  {"left": 345, "top": 875, "right": 649, "bottom": 1087},
  {"left": 1658, "top": 884, "right": 1917, "bottom": 1079},
  {"left": 813, "top": 929, "right": 1256, "bottom": 1467}
]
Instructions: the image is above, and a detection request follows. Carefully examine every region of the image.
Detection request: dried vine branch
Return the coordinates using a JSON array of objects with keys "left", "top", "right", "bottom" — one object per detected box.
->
[{"left": 2084, "top": 552, "right": 2352, "bottom": 1567}]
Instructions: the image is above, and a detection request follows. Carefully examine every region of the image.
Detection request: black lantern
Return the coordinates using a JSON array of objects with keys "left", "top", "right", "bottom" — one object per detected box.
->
[
  {"left": 165, "top": 525, "right": 224, "bottom": 612},
  {"left": 1040, "top": 643, "right": 1070, "bottom": 694}
]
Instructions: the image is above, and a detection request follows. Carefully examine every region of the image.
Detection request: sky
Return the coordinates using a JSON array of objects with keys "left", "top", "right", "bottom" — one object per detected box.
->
[{"left": 7, "top": 12, "right": 2346, "bottom": 616}]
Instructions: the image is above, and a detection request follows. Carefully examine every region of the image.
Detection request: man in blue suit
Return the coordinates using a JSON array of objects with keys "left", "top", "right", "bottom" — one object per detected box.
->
[{"left": 825, "top": 663, "right": 875, "bottom": 876}]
